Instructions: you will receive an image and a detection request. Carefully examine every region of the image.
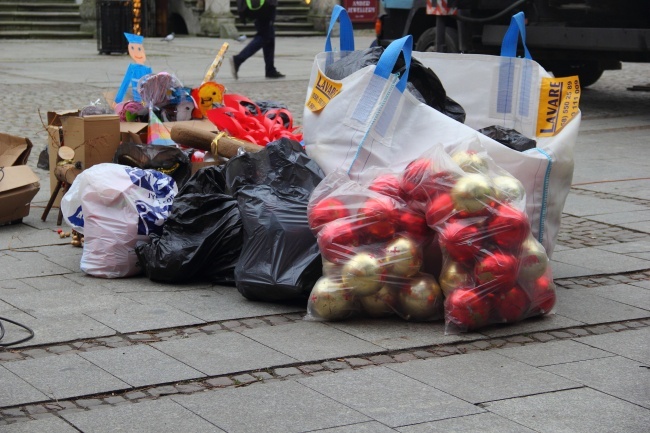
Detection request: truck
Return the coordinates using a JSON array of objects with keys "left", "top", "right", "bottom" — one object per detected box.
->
[{"left": 374, "top": 0, "right": 650, "bottom": 87}]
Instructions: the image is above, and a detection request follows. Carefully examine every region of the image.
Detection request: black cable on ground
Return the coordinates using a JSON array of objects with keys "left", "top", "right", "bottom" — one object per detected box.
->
[{"left": 0, "top": 316, "right": 35, "bottom": 347}]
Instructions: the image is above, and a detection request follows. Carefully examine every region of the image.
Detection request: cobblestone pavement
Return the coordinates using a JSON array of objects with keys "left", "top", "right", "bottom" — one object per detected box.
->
[{"left": 0, "top": 37, "right": 649, "bottom": 432}]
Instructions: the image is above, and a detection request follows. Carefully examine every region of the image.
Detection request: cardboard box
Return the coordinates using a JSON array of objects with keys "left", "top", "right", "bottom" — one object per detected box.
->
[
  {"left": 47, "top": 111, "right": 120, "bottom": 206},
  {"left": 0, "top": 132, "right": 33, "bottom": 167},
  {"left": 0, "top": 165, "right": 40, "bottom": 226}
]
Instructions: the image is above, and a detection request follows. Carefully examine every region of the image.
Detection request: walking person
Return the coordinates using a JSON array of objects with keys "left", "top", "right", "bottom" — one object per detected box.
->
[{"left": 231, "top": 0, "right": 285, "bottom": 79}]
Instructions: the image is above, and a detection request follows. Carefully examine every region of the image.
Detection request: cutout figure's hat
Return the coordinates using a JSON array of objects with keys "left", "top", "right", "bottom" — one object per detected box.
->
[{"left": 124, "top": 32, "right": 144, "bottom": 44}]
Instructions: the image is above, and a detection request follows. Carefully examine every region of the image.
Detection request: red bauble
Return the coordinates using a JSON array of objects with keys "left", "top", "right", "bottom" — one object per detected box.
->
[
  {"left": 439, "top": 220, "right": 483, "bottom": 264},
  {"left": 308, "top": 197, "right": 350, "bottom": 233},
  {"left": 529, "top": 274, "right": 556, "bottom": 315},
  {"left": 358, "top": 196, "right": 397, "bottom": 241},
  {"left": 445, "top": 287, "right": 491, "bottom": 330},
  {"left": 425, "top": 192, "right": 455, "bottom": 228},
  {"left": 494, "top": 284, "right": 530, "bottom": 323},
  {"left": 486, "top": 204, "right": 529, "bottom": 251},
  {"left": 399, "top": 158, "right": 434, "bottom": 203},
  {"left": 474, "top": 251, "right": 519, "bottom": 293},
  {"left": 396, "top": 209, "right": 430, "bottom": 239},
  {"left": 368, "top": 173, "right": 401, "bottom": 200},
  {"left": 317, "top": 219, "right": 361, "bottom": 264}
]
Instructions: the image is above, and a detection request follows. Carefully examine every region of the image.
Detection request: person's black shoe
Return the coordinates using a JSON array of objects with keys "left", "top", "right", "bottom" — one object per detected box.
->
[{"left": 266, "top": 71, "right": 285, "bottom": 79}]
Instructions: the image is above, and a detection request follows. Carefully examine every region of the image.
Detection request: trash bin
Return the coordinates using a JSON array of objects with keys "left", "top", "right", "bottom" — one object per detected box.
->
[{"left": 97, "top": 0, "right": 133, "bottom": 54}]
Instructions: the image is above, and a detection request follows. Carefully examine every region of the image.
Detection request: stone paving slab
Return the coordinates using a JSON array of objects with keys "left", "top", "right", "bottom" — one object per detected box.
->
[
  {"left": 315, "top": 421, "right": 399, "bottom": 433},
  {"left": 397, "top": 412, "right": 538, "bottom": 433},
  {"left": 542, "top": 356, "right": 650, "bottom": 409},
  {"left": 327, "top": 318, "right": 485, "bottom": 350},
  {"left": 85, "top": 302, "right": 206, "bottom": 333},
  {"left": 577, "top": 179, "right": 650, "bottom": 201},
  {"left": 388, "top": 351, "right": 580, "bottom": 404},
  {"left": 62, "top": 398, "right": 225, "bottom": 433},
  {"left": 0, "top": 287, "right": 133, "bottom": 317},
  {"left": 0, "top": 253, "right": 67, "bottom": 281},
  {"left": 173, "top": 380, "right": 370, "bottom": 433},
  {"left": 555, "top": 287, "right": 650, "bottom": 324},
  {"left": 478, "top": 314, "right": 584, "bottom": 339},
  {"left": 0, "top": 225, "right": 67, "bottom": 251},
  {"left": 152, "top": 332, "right": 297, "bottom": 376},
  {"left": 9, "top": 311, "right": 117, "bottom": 348},
  {"left": 585, "top": 211, "right": 650, "bottom": 226},
  {"left": 549, "top": 261, "right": 599, "bottom": 279},
  {"left": 572, "top": 327, "right": 650, "bottom": 364},
  {"left": 0, "top": 366, "right": 49, "bottom": 407},
  {"left": 80, "top": 345, "right": 205, "bottom": 387},
  {"left": 124, "top": 286, "right": 304, "bottom": 322},
  {"left": 3, "top": 354, "right": 130, "bottom": 400},
  {"left": 20, "top": 274, "right": 82, "bottom": 291},
  {"left": 620, "top": 220, "right": 650, "bottom": 234},
  {"left": 571, "top": 283, "right": 650, "bottom": 310},
  {"left": 298, "top": 366, "right": 483, "bottom": 427},
  {"left": 551, "top": 247, "right": 650, "bottom": 274},
  {"left": 494, "top": 339, "right": 614, "bottom": 367},
  {"left": 485, "top": 387, "right": 650, "bottom": 433},
  {"left": 596, "top": 239, "right": 650, "bottom": 254},
  {"left": 3, "top": 417, "right": 78, "bottom": 433},
  {"left": 241, "top": 321, "right": 385, "bottom": 362},
  {"left": 562, "top": 194, "right": 648, "bottom": 217}
]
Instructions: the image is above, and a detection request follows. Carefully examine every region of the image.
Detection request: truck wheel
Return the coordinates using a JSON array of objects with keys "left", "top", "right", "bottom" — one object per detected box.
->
[
  {"left": 415, "top": 27, "right": 459, "bottom": 53},
  {"left": 548, "top": 62, "right": 604, "bottom": 88}
]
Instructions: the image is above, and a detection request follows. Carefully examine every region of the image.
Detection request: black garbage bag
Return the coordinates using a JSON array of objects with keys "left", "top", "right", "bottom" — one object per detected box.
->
[
  {"left": 135, "top": 166, "right": 243, "bottom": 284},
  {"left": 235, "top": 185, "right": 323, "bottom": 302},
  {"left": 136, "top": 138, "right": 325, "bottom": 297},
  {"left": 478, "top": 125, "right": 537, "bottom": 152},
  {"left": 325, "top": 47, "right": 466, "bottom": 123},
  {"left": 227, "top": 138, "right": 325, "bottom": 301},
  {"left": 114, "top": 143, "right": 192, "bottom": 188}
]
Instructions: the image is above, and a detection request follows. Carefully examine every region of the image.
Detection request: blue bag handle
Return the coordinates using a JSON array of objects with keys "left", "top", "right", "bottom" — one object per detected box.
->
[
  {"left": 325, "top": 5, "right": 355, "bottom": 52},
  {"left": 500, "top": 12, "right": 532, "bottom": 59},
  {"left": 374, "top": 35, "right": 412, "bottom": 92}
]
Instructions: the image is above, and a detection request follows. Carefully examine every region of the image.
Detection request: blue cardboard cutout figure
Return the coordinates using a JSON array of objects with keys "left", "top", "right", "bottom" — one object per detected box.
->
[{"left": 115, "top": 33, "right": 153, "bottom": 104}]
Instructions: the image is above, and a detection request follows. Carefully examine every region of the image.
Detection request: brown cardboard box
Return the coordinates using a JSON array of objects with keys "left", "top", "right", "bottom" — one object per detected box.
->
[
  {"left": 47, "top": 112, "right": 120, "bottom": 206},
  {"left": 0, "top": 132, "right": 33, "bottom": 167},
  {"left": 0, "top": 166, "right": 40, "bottom": 226}
]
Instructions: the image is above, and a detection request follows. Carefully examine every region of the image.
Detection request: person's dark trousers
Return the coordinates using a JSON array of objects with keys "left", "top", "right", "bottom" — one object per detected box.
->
[{"left": 234, "top": 7, "right": 277, "bottom": 76}]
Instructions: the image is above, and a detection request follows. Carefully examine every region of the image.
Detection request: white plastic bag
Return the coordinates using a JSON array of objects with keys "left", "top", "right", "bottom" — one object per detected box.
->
[
  {"left": 303, "top": 8, "right": 580, "bottom": 256},
  {"left": 61, "top": 163, "right": 177, "bottom": 278}
]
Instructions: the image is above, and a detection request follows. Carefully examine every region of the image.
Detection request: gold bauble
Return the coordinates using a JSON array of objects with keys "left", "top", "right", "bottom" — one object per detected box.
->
[
  {"left": 439, "top": 261, "right": 474, "bottom": 297},
  {"left": 450, "top": 173, "right": 494, "bottom": 214},
  {"left": 342, "top": 252, "right": 383, "bottom": 297},
  {"left": 322, "top": 259, "right": 342, "bottom": 278},
  {"left": 360, "top": 285, "right": 399, "bottom": 317},
  {"left": 451, "top": 150, "right": 489, "bottom": 174},
  {"left": 398, "top": 274, "right": 443, "bottom": 321},
  {"left": 308, "top": 277, "right": 357, "bottom": 321},
  {"left": 518, "top": 236, "right": 549, "bottom": 281},
  {"left": 493, "top": 175, "right": 525, "bottom": 204},
  {"left": 383, "top": 237, "right": 422, "bottom": 278}
]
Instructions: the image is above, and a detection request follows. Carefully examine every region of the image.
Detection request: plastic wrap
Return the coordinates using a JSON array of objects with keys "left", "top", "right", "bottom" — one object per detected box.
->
[
  {"left": 413, "top": 139, "right": 556, "bottom": 333},
  {"left": 305, "top": 170, "right": 443, "bottom": 322}
]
